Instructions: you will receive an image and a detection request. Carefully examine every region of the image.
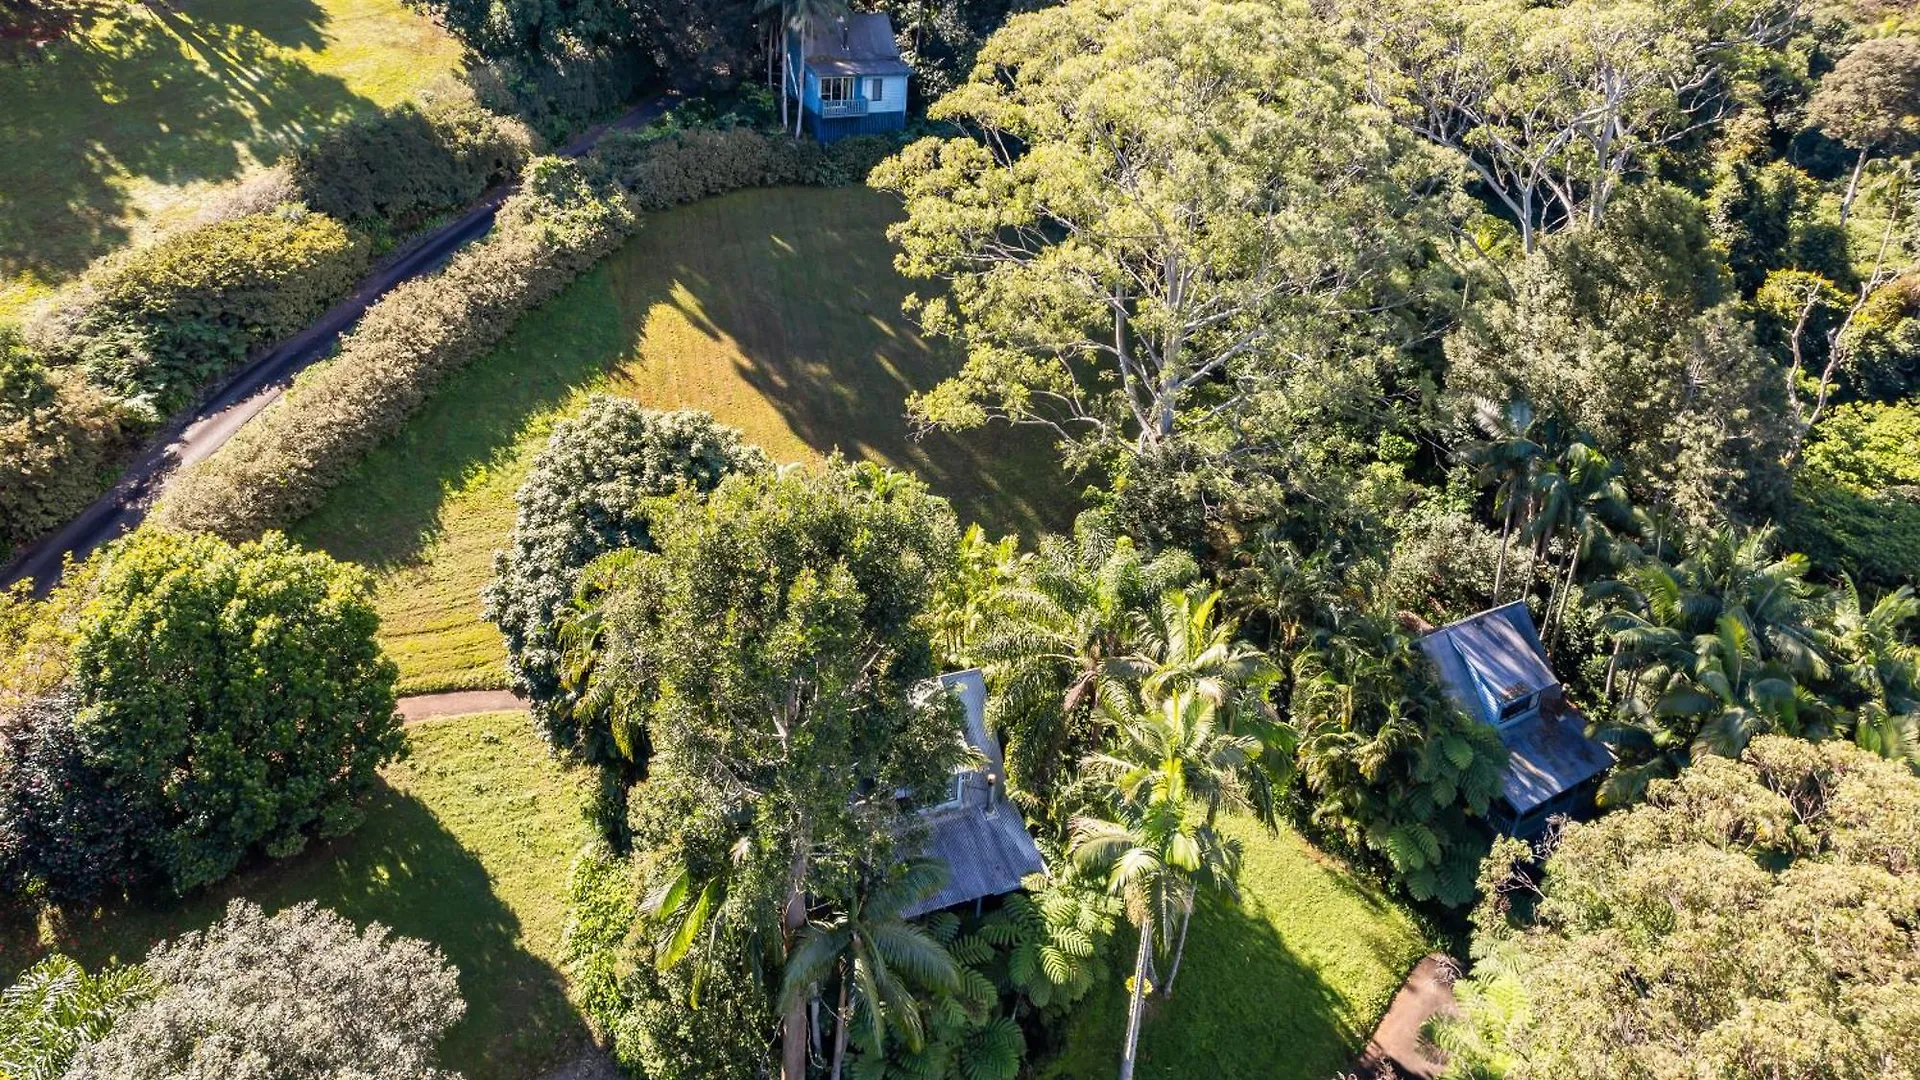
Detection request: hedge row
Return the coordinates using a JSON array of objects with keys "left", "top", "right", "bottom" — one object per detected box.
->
[
  {"left": 291, "top": 87, "right": 534, "bottom": 233},
  {"left": 156, "top": 159, "right": 636, "bottom": 538},
  {"left": 35, "top": 210, "right": 369, "bottom": 414},
  {"left": 1, "top": 328, "right": 136, "bottom": 562},
  {"left": 157, "top": 127, "right": 904, "bottom": 540}
]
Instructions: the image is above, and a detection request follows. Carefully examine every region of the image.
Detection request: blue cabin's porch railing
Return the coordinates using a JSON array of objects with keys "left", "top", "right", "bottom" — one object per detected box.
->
[{"left": 820, "top": 98, "right": 870, "bottom": 117}]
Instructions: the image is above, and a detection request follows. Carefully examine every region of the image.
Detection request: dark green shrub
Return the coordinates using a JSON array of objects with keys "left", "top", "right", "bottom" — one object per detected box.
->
[
  {"left": 1785, "top": 471, "right": 1920, "bottom": 587},
  {"left": 292, "top": 89, "right": 535, "bottom": 232},
  {"left": 42, "top": 210, "right": 369, "bottom": 412},
  {"left": 0, "top": 327, "right": 133, "bottom": 561},
  {"left": 157, "top": 158, "right": 637, "bottom": 539},
  {"left": 1841, "top": 275, "right": 1920, "bottom": 401},
  {"left": 468, "top": 44, "right": 647, "bottom": 143},
  {"left": 65, "top": 528, "right": 402, "bottom": 894},
  {"left": 0, "top": 692, "right": 158, "bottom": 904},
  {"left": 482, "top": 398, "right": 768, "bottom": 752}
]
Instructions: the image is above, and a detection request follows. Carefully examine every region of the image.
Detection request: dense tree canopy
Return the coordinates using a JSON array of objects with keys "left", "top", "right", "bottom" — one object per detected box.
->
[
  {"left": 25, "top": 529, "right": 403, "bottom": 894},
  {"left": 872, "top": 0, "right": 1451, "bottom": 474},
  {"left": 65, "top": 901, "right": 466, "bottom": 1080},
  {"left": 482, "top": 398, "right": 767, "bottom": 755},
  {"left": 1437, "top": 737, "right": 1920, "bottom": 1080}
]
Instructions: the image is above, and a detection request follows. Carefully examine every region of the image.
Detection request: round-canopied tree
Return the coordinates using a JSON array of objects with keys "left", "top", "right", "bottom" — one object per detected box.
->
[
  {"left": 1805, "top": 35, "right": 1920, "bottom": 223},
  {"left": 482, "top": 398, "right": 768, "bottom": 755},
  {"left": 63, "top": 528, "right": 401, "bottom": 894},
  {"left": 64, "top": 900, "right": 465, "bottom": 1080}
]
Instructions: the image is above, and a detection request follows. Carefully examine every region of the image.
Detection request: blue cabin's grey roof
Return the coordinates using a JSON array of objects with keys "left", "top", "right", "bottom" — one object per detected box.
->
[
  {"left": 1420, "top": 603, "right": 1613, "bottom": 815},
  {"left": 800, "top": 12, "right": 911, "bottom": 76},
  {"left": 903, "top": 669, "right": 1046, "bottom": 918}
]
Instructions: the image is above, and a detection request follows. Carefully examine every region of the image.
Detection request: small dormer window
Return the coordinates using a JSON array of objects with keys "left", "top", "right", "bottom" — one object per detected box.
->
[{"left": 1498, "top": 692, "right": 1537, "bottom": 724}]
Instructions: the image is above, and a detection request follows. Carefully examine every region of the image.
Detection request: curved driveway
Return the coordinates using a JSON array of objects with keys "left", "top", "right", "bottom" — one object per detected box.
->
[{"left": 2, "top": 95, "right": 671, "bottom": 594}]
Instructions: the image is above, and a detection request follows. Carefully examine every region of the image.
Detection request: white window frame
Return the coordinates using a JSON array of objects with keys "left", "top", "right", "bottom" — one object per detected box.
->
[
  {"left": 819, "top": 76, "right": 854, "bottom": 103},
  {"left": 868, "top": 78, "right": 885, "bottom": 102}
]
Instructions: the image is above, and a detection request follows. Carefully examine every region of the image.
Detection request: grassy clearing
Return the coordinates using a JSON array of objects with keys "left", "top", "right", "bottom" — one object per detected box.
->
[
  {"left": 294, "top": 185, "right": 1077, "bottom": 695},
  {"left": 1044, "top": 815, "right": 1431, "bottom": 1080},
  {"left": 0, "top": 711, "right": 595, "bottom": 1080},
  {"left": 0, "top": 0, "right": 461, "bottom": 319}
]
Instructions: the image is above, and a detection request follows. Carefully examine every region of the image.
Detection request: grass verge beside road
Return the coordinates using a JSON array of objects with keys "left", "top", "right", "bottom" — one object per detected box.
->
[{"left": 295, "top": 185, "right": 1076, "bottom": 694}]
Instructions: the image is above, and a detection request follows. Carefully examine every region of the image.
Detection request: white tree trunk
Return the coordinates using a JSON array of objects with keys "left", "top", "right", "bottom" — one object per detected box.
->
[
  {"left": 1120, "top": 915, "right": 1153, "bottom": 1080},
  {"left": 1162, "top": 902, "right": 1194, "bottom": 998},
  {"left": 1841, "top": 148, "right": 1869, "bottom": 226}
]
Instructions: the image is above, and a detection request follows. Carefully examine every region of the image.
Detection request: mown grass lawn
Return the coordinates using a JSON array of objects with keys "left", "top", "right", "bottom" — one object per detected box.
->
[
  {"left": 1043, "top": 815, "right": 1432, "bottom": 1080},
  {"left": 0, "top": 711, "right": 594, "bottom": 1080},
  {"left": 294, "top": 185, "right": 1077, "bottom": 695},
  {"left": 0, "top": 0, "right": 461, "bottom": 318}
]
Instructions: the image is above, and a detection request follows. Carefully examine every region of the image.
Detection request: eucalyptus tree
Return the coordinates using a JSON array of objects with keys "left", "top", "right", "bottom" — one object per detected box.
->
[
  {"left": 1354, "top": 0, "right": 1797, "bottom": 251},
  {"left": 1805, "top": 35, "right": 1920, "bottom": 224},
  {"left": 871, "top": 0, "right": 1448, "bottom": 476}
]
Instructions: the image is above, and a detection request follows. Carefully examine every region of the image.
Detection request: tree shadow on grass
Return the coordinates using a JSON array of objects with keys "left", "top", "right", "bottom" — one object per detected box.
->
[
  {"left": 0, "top": 0, "right": 367, "bottom": 287},
  {"left": 0, "top": 780, "right": 589, "bottom": 1080},
  {"left": 670, "top": 188, "right": 1077, "bottom": 541},
  {"left": 297, "top": 187, "right": 1076, "bottom": 576},
  {"left": 1050, "top": 893, "right": 1361, "bottom": 1080}
]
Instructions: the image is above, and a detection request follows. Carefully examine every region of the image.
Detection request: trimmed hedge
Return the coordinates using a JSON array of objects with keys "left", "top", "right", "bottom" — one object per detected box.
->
[
  {"left": 160, "top": 127, "right": 904, "bottom": 540},
  {"left": 158, "top": 158, "right": 637, "bottom": 539},
  {"left": 1, "top": 328, "right": 133, "bottom": 561},
  {"left": 292, "top": 88, "right": 535, "bottom": 233},
  {"left": 37, "top": 210, "right": 369, "bottom": 413}
]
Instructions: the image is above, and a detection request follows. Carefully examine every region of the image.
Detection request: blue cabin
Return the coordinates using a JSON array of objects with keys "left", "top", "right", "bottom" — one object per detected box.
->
[
  {"left": 786, "top": 11, "right": 910, "bottom": 143},
  {"left": 1419, "top": 602, "right": 1615, "bottom": 838}
]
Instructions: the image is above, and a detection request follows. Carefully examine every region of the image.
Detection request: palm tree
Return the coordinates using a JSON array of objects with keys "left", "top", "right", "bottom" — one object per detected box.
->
[
  {"left": 1082, "top": 687, "right": 1265, "bottom": 997},
  {"left": 971, "top": 514, "right": 1197, "bottom": 808},
  {"left": 642, "top": 833, "right": 762, "bottom": 1010},
  {"left": 1463, "top": 396, "right": 1547, "bottom": 602},
  {"left": 0, "top": 955, "right": 152, "bottom": 1080},
  {"left": 779, "top": 859, "right": 961, "bottom": 1080},
  {"left": 1125, "top": 588, "right": 1292, "bottom": 828},
  {"left": 783, "top": 0, "right": 850, "bottom": 138},
  {"left": 1524, "top": 439, "right": 1634, "bottom": 651},
  {"left": 1656, "top": 616, "right": 1825, "bottom": 760},
  {"left": 1825, "top": 579, "right": 1920, "bottom": 769},
  {"left": 1071, "top": 741, "right": 1241, "bottom": 1080}
]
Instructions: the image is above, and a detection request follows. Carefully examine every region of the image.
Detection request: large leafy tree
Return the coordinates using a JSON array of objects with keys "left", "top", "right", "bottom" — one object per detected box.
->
[
  {"left": 1445, "top": 184, "right": 1792, "bottom": 528},
  {"left": 483, "top": 398, "right": 767, "bottom": 756},
  {"left": 60, "top": 529, "right": 402, "bottom": 894},
  {"left": 1353, "top": 0, "right": 1795, "bottom": 251},
  {"left": 1435, "top": 737, "right": 1920, "bottom": 1080},
  {"left": 1805, "top": 34, "right": 1920, "bottom": 223},
  {"left": 64, "top": 901, "right": 466, "bottom": 1080},
  {"left": 871, "top": 0, "right": 1447, "bottom": 473},
  {"left": 587, "top": 461, "right": 965, "bottom": 1080}
]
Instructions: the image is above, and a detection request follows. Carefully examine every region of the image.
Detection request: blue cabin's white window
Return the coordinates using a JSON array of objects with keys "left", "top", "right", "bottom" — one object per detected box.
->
[
  {"left": 868, "top": 78, "right": 885, "bottom": 102},
  {"left": 820, "top": 76, "right": 854, "bottom": 103}
]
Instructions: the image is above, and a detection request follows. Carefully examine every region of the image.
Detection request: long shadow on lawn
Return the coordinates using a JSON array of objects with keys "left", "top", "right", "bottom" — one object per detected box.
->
[
  {"left": 0, "top": 0, "right": 367, "bottom": 285},
  {"left": 673, "top": 196, "right": 1076, "bottom": 540},
  {"left": 1053, "top": 892, "right": 1369, "bottom": 1080},
  {"left": 0, "top": 780, "right": 588, "bottom": 1079},
  {"left": 299, "top": 188, "right": 1074, "bottom": 572}
]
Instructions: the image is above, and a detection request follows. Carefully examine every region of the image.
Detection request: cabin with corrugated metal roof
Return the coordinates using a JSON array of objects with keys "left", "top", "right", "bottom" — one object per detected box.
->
[
  {"left": 1419, "top": 602, "right": 1614, "bottom": 838},
  {"left": 901, "top": 669, "right": 1047, "bottom": 918},
  {"left": 785, "top": 12, "right": 910, "bottom": 143}
]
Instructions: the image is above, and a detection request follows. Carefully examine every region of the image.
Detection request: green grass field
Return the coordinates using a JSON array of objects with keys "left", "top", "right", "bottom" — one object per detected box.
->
[
  {"left": 0, "top": 0, "right": 461, "bottom": 319},
  {"left": 294, "top": 185, "right": 1076, "bottom": 695},
  {"left": 0, "top": 711, "right": 594, "bottom": 1080},
  {"left": 1045, "top": 815, "right": 1430, "bottom": 1080}
]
